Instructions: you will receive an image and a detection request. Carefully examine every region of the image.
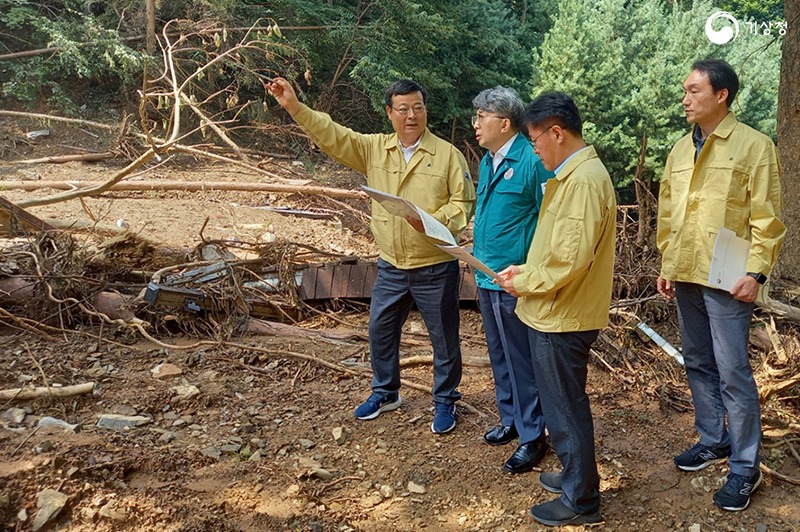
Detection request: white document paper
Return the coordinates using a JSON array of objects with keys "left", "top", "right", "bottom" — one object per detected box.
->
[
  {"left": 361, "top": 185, "right": 419, "bottom": 220},
  {"left": 361, "top": 185, "right": 456, "bottom": 245},
  {"left": 416, "top": 208, "right": 457, "bottom": 245},
  {"left": 708, "top": 227, "right": 749, "bottom": 292},
  {"left": 437, "top": 244, "right": 500, "bottom": 281}
]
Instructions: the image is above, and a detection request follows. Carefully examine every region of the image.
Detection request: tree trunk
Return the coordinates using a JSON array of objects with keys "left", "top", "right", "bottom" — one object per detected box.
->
[
  {"left": 145, "top": 0, "right": 156, "bottom": 54},
  {"left": 776, "top": 3, "right": 800, "bottom": 281}
]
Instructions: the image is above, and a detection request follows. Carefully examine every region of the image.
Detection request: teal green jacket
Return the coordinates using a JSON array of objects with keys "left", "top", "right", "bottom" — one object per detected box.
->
[{"left": 473, "top": 133, "right": 553, "bottom": 290}]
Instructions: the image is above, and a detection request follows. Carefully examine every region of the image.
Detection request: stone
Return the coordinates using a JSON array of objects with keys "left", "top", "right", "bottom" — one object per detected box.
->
[
  {"left": 98, "top": 502, "right": 127, "bottom": 521},
  {"left": 332, "top": 426, "right": 346, "bottom": 445},
  {"left": 171, "top": 384, "right": 200, "bottom": 402},
  {"left": 360, "top": 493, "right": 384, "bottom": 508},
  {"left": 688, "top": 524, "right": 701, "bottom": 532},
  {"left": 2, "top": 407, "right": 26, "bottom": 424},
  {"left": 756, "top": 525, "right": 767, "bottom": 532},
  {"left": 219, "top": 444, "right": 241, "bottom": 454},
  {"left": 151, "top": 363, "right": 183, "bottom": 379},
  {"left": 159, "top": 432, "right": 176, "bottom": 443},
  {"left": 96, "top": 414, "right": 152, "bottom": 430},
  {"left": 379, "top": 485, "right": 395, "bottom": 499},
  {"left": 248, "top": 450, "right": 262, "bottom": 462},
  {"left": 200, "top": 447, "right": 222, "bottom": 460},
  {"left": 34, "top": 440, "right": 53, "bottom": 453},
  {"left": 17, "top": 508, "right": 27, "bottom": 522},
  {"left": 111, "top": 405, "right": 138, "bottom": 416},
  {"left": 36, "top": 416, "right": 78, "bottom": 432},
  {"left": 407, "top": 481, "right": 426, "bottom": 494},
  {"left": 689, "top": 476, "right": 711, "bottom": 492},
  {"left": 299, "top": 438, "right": 316, "bottom": 449},
  {"left": 310, "top": 468, "right": 334, "bottom": 481},
  {"left": 80, "top": 507, "right": 98, "bottom": 521},
  {"left": 0, "top": 493, "right": 9, "bottom": 509},
  {"left": 32, "top": 489, "right": 68, "bottom": 531}
]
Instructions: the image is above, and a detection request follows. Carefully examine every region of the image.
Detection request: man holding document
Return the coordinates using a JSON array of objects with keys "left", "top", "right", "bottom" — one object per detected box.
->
[
  {"left": 268, "top": 77, "right": 475, "bottom": 434},
  {"left": 656, "top": 59, "right": 785, "bottom": 512}
]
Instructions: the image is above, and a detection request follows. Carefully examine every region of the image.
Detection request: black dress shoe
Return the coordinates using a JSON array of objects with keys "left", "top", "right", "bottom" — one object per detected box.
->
[
  {"left": 503, "top": 437, "right": 548, "bottom": 473},
  {"left": 483, "top": 425, "right": 518, "bottom": 446},
  {"left": 530, "top": 498, "right": 602, "bottom": 527}
]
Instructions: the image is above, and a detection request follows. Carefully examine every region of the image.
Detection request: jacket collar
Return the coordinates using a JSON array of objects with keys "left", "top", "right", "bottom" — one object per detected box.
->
[
  {"left": 555, "top": 145, "right": 597, "bottom": 181},
  {"left": 706, "top": 111, "right": 738, "bottom": 140},
  {"left": 384, "top": 129, "right": 437, "bottom": 155}
]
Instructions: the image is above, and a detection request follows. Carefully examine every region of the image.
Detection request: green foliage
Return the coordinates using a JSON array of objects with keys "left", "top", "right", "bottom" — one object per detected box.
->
[
  {"left": 533, "top": 0, "right": 781, "bottom": 187},
  {"left": 0, "top": 0, "right": 144, "bottom": 113},
  {"left": 717, "top": 0, "right": 784, "bottom": 22}
]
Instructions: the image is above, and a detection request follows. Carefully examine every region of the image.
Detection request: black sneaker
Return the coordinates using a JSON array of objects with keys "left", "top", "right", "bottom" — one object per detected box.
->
[
  {"left": 674, "top": 442, "right": 731, "bottom": 471},
  {"left": 713, "top": 470, "right": 763, "bottom": 511}
]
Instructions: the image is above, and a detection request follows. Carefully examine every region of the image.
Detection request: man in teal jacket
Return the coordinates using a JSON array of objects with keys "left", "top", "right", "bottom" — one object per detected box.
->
[{"left": 472, "top": 86, "right": 553, "bottom": 472}]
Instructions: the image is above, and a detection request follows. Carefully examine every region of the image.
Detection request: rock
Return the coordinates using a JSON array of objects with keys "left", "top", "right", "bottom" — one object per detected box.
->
[
  {"left": 34, "top": 440, "right": 54, "bottom": 453},
  {"left": 96, "top": 414, "right": 152, "bottom": 430},
  {"left": 299, "top": 438, "right": 316, "bottom": 449},
  {"left": 159, "top": 432, "right": 176, "bottom": 443},
  {"left": 80, "top": 507, "right": 97, "bottom": 521},
  {"left": 17, "top": 508, "right": 27, "bottom": 522},
  {"left": 200, "top": 447, "right": 222, "bottom": 460},
  {"left": 689, "top": 476, "right": 711, "bottom": 492},
  {"left": 407, "top": 481, "right": 426, "bottom": 494},
  {"left": 2, "top": 407, "right": 26, "bottom": 424},
  {"left": 756, "top": 525, "right": 767, "bottom": 532},
  {"left": 285, "top": 484, "right": 301, "bottom": 498},
  {"left": 310, "top": 468, "right": 334, "bottom": 481},
  {"left": 379, "top": 485, "right": 395, "bottom": 499},
  {"left": 171, "top": 384, "right": 200, "bottom": 402},
  {"left": 37, "top": 416, "right": 78, "bottom": 432},
  {"left": 458, "top": 515, "right": 468, "bottom": 525},
  {"left": 151, "top": 363, "right": 183, "bottom": 379},
  {"left": 360, "top": 493, "right": 384, "bottom": 508},
  {"left": 688, "top": 524, "right": 701, "bottom": 532},
  {"left": 248, "top": 450, "right": 262, "bottom": 462},
  {"left": 98, "top": 502, "right": 127, "bottom": 521},
  {"left": 32, "top": 489, "right": 68, "bottom": 531},
  {"left": 219, "top": 444, "right": 241, "bottom": 454},
  {"left": 332, "top": 426, "right": 346, "bottom": 445},
  {"left": 111, "top": 405, "right": 137, "bottom": 416},
  {"left": 0, "top": 493, "right": 9, "bottom": 508}
]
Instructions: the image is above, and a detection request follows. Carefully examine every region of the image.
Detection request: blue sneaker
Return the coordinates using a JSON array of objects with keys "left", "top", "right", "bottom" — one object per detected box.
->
[
  {"left": 354, "top": 393, "right": 401, "bottom": 420},
  {"left": 431, "top": 402, "right": 456, "bottom": 434}
]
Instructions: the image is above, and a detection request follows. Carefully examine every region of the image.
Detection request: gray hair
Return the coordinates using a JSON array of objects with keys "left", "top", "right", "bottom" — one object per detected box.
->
[{"left": 472, "top": 86, "right": 524, "bottom": 130}]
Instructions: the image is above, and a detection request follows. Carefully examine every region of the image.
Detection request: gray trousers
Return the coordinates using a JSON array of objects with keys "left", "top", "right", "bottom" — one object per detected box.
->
[
  {"left": 528, "top": 328, "right": 600, "bottom": 514},
  {"left": 478, "top": 288, "right": 545, "bottom": 444},
  {"left": 675, "top": 282, "right": 760, "bottom": 476},
  {"left": 368, "top": 258, "right": 462, "bottom": 404}
]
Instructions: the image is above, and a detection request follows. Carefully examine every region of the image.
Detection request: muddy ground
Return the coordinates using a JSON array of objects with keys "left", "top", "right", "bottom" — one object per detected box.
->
[{"left": 0, "top": 120, "right": 799, "bottom": 531}]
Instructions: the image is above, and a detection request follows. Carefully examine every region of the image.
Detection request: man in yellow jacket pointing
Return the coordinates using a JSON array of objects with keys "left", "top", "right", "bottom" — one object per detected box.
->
[{"left": 268, "top": 78, "right": 475, "bottom": 434}]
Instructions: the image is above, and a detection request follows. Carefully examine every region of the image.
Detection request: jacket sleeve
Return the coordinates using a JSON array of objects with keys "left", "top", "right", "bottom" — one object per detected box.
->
[
  {"left": 747, "top": 141, "right": 785, "bottom": 275},
  {"left": 512, "top": 179, "right": 609, "bottom": 296},
  {"left": 431, "top": 149, "right": 476, "bottom": 233},
  {"left": 292, "top": 104, "right": 372, "bottom": 174},
  {"left": 656, "top": 152, "right": 674, "bottom": 278}
]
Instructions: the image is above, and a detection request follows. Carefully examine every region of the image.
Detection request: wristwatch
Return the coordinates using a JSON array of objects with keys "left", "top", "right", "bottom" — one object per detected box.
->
[{"left": 747, "top": 272, "right": 767, "bottom": 285}]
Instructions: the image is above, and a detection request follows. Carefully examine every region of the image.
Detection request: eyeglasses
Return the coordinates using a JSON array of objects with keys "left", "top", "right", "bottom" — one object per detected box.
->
[
  {"left": 471, "top": 114, "right": 507, "bottom": 127},
  {"left": 530, "top": 125, "right": 556, "bottom": 149},
  {"left": 392, "top": 105, "right": 426, "bottom": 116}
]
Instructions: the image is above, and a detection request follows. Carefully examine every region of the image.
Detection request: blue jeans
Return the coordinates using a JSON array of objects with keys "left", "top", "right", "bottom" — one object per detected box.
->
[
  {"left": 478, "top": 288, "right": 545, "bottom": 444},
  {"left": 529, "top": 328, "right": 600, "bottom": 514},
  {"left": 675, "top": 282, "right": 759, "bottom": 476},
  {"left": 368, "top": 258, "right": 461, "bottom": 404}
]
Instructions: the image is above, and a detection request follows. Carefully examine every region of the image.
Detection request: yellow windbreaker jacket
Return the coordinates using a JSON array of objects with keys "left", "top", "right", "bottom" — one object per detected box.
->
[
  {"left": 293, "top": 104, "right": 476, "bottom": 269},
  {"left": 657, "top": 112, "right": 785, "bottom": 284},
  {"left": 513, "top": 146, "right": 616, "bottom": 332}
]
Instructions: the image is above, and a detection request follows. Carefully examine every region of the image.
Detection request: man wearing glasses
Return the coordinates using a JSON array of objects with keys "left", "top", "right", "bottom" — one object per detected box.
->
[
  {"left": 268, "top": 78, "right": 475, "bottom": 434},
  {"left": 497, "top": 92, "right": 615, "bottom": 526},
  {"left": 471, "top": 86, "right": 553, "bottom": 473}
]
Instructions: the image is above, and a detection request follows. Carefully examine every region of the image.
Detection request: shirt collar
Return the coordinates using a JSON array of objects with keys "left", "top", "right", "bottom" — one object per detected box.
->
[
  {"left": 491, "top": 133, "right": 520, "bottom": 171},
  {"left": 554, "top": 146, "right": 589, "bottom": 176}
]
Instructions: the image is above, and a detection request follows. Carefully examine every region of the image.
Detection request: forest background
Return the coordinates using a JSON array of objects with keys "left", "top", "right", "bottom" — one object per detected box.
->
[{"left": 0, "top": 0, "right": 786, "bottom": 194}]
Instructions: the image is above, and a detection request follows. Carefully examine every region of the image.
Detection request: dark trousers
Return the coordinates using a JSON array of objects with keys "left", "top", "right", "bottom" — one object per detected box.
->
[
  {"left": 478, "top": 288, "right": 545, "bottom": 444},
  {"left": 528, "top": 328, "right": 600, "bottom": 513},
  {"left": 368, "top": 258, "right": 462, "bottom": 403}
]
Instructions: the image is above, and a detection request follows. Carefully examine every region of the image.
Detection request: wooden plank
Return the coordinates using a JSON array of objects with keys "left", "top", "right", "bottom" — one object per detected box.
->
[
  {"left": 331, "top": 263, "right": 352, "bottom": 298},
  {"left": 298, "top": 265, "right": 318, "bottom": 300},
  {"left": 313, "top": 262, "right": 335, "bottom": 300}
]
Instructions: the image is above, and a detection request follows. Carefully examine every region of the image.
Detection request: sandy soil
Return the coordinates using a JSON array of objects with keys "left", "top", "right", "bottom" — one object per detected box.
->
[{"left": 0, "top": 119, "right": 799, "bottom": 531}]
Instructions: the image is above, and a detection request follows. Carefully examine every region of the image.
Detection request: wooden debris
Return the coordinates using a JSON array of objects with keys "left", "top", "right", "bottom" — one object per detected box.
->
[
  {"left": 0, "top": 196, "right": 56, "bottom": 234},
  {"left": 0, "top": 382, "right": 95, "bottom": 401}
]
